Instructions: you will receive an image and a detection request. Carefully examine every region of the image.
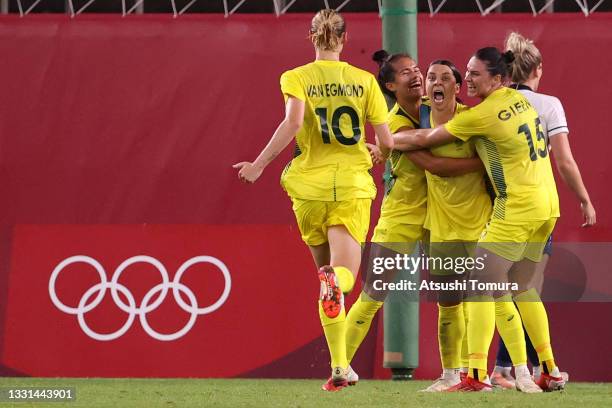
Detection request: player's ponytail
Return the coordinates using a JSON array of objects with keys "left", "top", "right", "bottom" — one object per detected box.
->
[
  {"left": 474, "top": 46, "right": 512, "bottom": 80},
  {"left": 502, "top": 50, "right": 515, "bottom": 64},
  {"left": 372, "top": 49, "right": 390, "bottom": 67},
  {"left": 310, "top": 9, "right": 346, "bottom": 51},
  {"left": 504, "top": 31, "right": 542, "bottom": 84}
]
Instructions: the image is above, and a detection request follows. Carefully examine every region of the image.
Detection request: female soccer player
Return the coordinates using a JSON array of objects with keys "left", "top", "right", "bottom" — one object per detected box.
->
[
  {"left": 233, "top": 9, "right": 393, "bottom": 391},
  {"left": 344, "top": 54, "right": 484, "bottom": 388},
  {"left": 341, "top": 51, "right": 426, "bottom": 376},
  {"left": 415, "top": 60, "right": 492, "bottom": 392},
  {"left": 491, "top": 31, "right": 596, "bottom": 389},
  {"left": 394, "top": 47, "right": 565, "bottom": 392}
]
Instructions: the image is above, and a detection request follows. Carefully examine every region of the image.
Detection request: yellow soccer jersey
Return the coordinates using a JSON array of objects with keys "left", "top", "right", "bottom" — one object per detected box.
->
[
  {"left": 422, "top": 103, "right": 492, "bottom": 241},
  {"left": 444, "top": 87, "right": 560, "bottom": 222},
  {"left": 279, "top": 60, "right": 388, "bottom": 201},
  {"left": 378, "top": 102, "right": 428, "bottom": 225}
]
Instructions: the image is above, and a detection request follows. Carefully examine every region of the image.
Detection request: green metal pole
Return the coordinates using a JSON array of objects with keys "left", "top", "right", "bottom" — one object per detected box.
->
[
  {"left": 380, "top": 0, "right": 420, "bottom": 381},
  {"left": 382, "top": 0, "right": 418, "bottom": 59}
]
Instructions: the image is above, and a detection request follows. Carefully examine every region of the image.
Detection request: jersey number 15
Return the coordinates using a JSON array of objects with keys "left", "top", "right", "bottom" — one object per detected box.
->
[{"left": 518, "top": 118, "right": 547, "bottom": 161}]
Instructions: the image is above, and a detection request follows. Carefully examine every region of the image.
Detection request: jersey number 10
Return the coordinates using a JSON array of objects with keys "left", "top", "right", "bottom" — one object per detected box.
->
[
  {"left": 315, "top": 106, "right": 361, "bottom": 146},
  {"left": 518, "top": 118, "right": 547, "bottom": 161}
]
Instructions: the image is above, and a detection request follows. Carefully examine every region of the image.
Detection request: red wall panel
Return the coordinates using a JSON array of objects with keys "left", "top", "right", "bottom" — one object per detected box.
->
[{"left": 0, "top": 13, "right": 610, "bottom": 380}]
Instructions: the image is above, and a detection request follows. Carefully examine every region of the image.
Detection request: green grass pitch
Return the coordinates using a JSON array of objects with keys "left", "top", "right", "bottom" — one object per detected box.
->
[{"left": 0, "top": 378, "right": 611, "bottom": 407}]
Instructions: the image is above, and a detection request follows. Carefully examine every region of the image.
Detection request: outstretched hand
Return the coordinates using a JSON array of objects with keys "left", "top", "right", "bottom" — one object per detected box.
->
[{"left": 233, "top": 162, "right": 263, "bottom": 184}]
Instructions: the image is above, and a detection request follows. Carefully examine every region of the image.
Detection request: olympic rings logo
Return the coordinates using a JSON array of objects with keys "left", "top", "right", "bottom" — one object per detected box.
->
[{"left": 49, "top": 255, "right": 231, "bottom": 341}]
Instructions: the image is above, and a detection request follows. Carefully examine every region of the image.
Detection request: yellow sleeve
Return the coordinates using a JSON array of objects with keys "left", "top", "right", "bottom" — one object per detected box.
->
[
  {"left": 365, "top": 75, "right": 389, "bottom": 125},
  {"left": 388, "top": 115, "right": 414, "bottom": 133},
  {"left": 444, "top": 106, "right": 488, "bottom": 141},
  {"left": 280, "top": 70, "right": 306, "bottom": 101}
]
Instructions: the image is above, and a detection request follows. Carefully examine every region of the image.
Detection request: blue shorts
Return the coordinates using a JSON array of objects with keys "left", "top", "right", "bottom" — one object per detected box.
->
[{"left": 543, "top": 233, "right": 553, "bottom": 256}]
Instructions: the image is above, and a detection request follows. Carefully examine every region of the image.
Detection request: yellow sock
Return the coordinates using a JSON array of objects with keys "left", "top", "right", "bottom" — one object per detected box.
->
[
  {"left": 461, "top": 302, "right": 469, "bottom": 369},
  {"left": 542, "top": 359, "right": 557, "bottom": 375},
  {"left": 466, "top": 299, "right": 495, "bottom": 379},
  {"left": 495, "top": 294, "right": 527, "bottom": 366},
  {"left": 438, "top": 303, "right": 465, "bottom": 369},
  {"left": 345, "top": 292, "right": 383, "bottom": 363},
  {"left": 333, "top": 266, "right": 355, "bottom": 294},
  {"left": 319, "top": 301, "right": 347, "bottom": 369},
  {"left": 514, "top": 289, "right": 555, "bottom": 367}
]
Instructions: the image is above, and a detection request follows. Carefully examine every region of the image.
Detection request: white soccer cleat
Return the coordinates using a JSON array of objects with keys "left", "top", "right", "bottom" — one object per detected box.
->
[
  {"left": 515, "top": 375, "right": 543, "bottom": 393},
  {"left": 420, "top": 372, "right": 461, "bottom": 392},
  {"left": 346, "top": 365, "right": 359, "bottom": 386}
]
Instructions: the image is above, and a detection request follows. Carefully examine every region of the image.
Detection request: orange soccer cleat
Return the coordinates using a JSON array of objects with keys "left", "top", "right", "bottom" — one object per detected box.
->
[{"left": 318, "top": 266, "right": 344, "bottom": 319}]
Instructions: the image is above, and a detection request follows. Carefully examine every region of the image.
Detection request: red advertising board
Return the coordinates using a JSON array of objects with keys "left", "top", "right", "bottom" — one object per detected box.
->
[{"left": 4, "top": 225, "right": 324, "bottom": 377}]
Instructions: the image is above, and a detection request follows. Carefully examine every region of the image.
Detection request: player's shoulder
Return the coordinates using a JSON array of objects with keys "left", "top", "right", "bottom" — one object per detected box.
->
[
  {"left": 343, "top": 63, "right": 377, "bottom": 81},
  {"left": 535, "top": 92, "right": 564, "bottom": 110},
  {"left": 456, "top": 101, "right": 470, "bottom": 114},
  {"left": 281, "top": 62, "right": 314, "bottom": 78},
  {"left": 519, "top": 88, "right": 564, "bottom": 110},
  {"left": 388, "top": 103, "right": 418, "bottom": 130}
]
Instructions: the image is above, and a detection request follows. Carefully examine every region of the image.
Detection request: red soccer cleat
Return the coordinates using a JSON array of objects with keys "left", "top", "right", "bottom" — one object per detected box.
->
[
  {"left": 536, "top": 372, "right": 566, "bottom": 392},
  {"left": 318, "top": 266, "right": 344, "bottom": 319},
  {"left": 321, "top": 376, "right": 349, "bottom": 392},
  {"left": 446, "top": 375, "right": 493, "bottom": 392},
  {"left": 322, "top": 367, "right": 349, "bottom": 392}
]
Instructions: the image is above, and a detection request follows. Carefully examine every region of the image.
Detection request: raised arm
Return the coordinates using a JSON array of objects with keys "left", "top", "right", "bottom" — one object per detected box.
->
[
  {"left": 233, "top": 96, "right": 305, "bottom": 183},
  {"left": 405, "top": 150, "right": 484, "bottom": 177}
]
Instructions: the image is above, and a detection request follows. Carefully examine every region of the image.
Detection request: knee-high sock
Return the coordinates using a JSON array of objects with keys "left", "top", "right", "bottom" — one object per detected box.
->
[
  {"left": 319, "top": 301, "right": 347, "bottom": 369},
  {"left": 514, "top": 289, "right": 556, "bottom": 372},
  {"left": 466, "top": 299, "right": 495, "bottom": 379},
  {"left": 333, "top": 266, "right": 355, "bottom": 294},
  {"left": 497, "top": 305, "right": 540, "bottom": 367},
  {"left": 345, "top": 292, "right": 383, "bottom": 363},
  {"left": 495, "top": 295, "right": 526, "bottom": 366},
  {"left": 461, "top": 302, "right": 469, "bottom": 369},
  {"left": 438, "top": 303, "right": 465, "bottom": 369}
]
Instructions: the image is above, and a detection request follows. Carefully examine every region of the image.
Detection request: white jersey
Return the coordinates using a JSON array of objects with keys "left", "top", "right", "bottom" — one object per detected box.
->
[{"left": 516, "top": 84, "right": 569, "bottom": 140}]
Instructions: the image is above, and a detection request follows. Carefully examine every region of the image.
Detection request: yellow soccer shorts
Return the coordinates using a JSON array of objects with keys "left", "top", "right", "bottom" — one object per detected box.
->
[
  {"left": 371, "top": 217, "right": 424, "bottom": 255},
  {"left": 478, "top": 217, "right": 557, "bottom": 262},
  {"left": 428, "top": 233, "right": 477, "bottom": 276},
  {"left": 290, "top": 198, "right": 372, "bottom": 246}
]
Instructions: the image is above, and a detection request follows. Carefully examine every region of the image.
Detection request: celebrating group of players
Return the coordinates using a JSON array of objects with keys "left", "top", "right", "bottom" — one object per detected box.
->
[{"left": 234, "top": 9, "right": 596, "bottom": 393}]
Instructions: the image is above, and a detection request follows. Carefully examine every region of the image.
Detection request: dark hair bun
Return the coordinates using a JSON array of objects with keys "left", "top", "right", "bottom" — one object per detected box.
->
[
  {"left": 372, "top": 49, "right": 390, "bottom": 67},
  {"left": 502, "top": 50, "right": 515, "bottom": 64}
]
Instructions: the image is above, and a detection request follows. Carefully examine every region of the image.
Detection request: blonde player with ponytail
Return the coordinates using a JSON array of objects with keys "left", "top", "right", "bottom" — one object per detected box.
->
[{"left": 234, "top": 9, "right": 393, "bottom": 391}]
